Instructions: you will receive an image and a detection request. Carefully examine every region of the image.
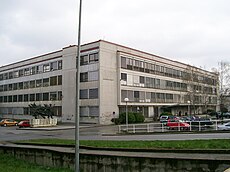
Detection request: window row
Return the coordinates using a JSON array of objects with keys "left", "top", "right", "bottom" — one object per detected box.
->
[
  {"left": 121, "top": 56, "right": 217, "bottom": 86},
  {"left": 121, "top": 73, "right": 187, "bottom": 92},
  {"left": 0, "top": 75, "right": 62, "bottom": 92},
  {"left": 80, "top": 88, "right": 98, "bottom": 99},
  {"left": 80, "top": 71, "right": 98, "bottom": 82},
  {"left": 0, "top": 60, "right": 62, "bottom": 81},
  {"left": 80, "top": 106, "right": 99, "bottom": 117},
  {"left": 121, "top": 90, "right": 181, "bottom": 103},
  {"left": 80, "top": 52, "right": 99, "bottom": 66},
  {"left": 0, "top": 91, "right": 62, "bottom": 103}
]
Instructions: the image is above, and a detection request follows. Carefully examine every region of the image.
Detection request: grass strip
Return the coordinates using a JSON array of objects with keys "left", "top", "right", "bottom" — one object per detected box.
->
[
  {"left": 15, "top": 139, "right": 230, "bottom": 150},
  {"left": 0, "top": 153, "right": 73, "bottom": 172}
]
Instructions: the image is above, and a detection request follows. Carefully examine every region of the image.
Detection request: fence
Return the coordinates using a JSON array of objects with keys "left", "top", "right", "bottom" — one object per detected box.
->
[
  {"left": 30, "top": 118, "right": 57, "bottom": 127},
  {"left": 118, "top": 120, "right": 230, "bottom": 133}
]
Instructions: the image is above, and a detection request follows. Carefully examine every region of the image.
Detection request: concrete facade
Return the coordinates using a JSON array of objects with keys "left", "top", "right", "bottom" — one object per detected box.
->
[{"left": 0, "top": 40, "right": 218, "bottom": 124}]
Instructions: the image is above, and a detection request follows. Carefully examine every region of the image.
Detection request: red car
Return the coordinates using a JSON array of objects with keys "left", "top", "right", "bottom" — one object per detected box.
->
[
  {"left": 166, "top": 119, "right": 190, "bottom": 130},
  {"left": 18, "top": 120, "right": 30, "bottom": 128}
]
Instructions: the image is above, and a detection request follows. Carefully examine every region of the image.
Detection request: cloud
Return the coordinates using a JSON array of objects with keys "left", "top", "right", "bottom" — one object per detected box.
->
[{"left": 0, "top": 0, "right": 230, "bottom": 70}]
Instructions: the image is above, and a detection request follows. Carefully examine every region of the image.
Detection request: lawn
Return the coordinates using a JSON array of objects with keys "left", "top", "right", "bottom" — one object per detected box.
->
[
  {"left": 0, "top": 153, "right": 73, "bottom": 172},
  {"left": 16, "top": 139, "right": 230, "bottom": 150}
]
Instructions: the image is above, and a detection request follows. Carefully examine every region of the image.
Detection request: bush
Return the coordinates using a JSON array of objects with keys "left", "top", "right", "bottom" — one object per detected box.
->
[
  {"left": 160, "top": 112, "right": 172, "bottom": 116},
  {"left": 111, "top": 112, "right": 145, "bottom": 124},
  {"left": 133, "top": 112, "right": 145, "bottom": 123}
]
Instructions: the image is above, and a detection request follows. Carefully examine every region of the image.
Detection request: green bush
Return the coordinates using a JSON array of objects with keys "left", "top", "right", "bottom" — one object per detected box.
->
[
  {"left": 133, "top": 112, "right": 145, "bottom": 123},
  {"left": 111, "top": 112, "right": 145, "bottom": 124},
  {"left": 160, "top": 112, "right": 172, "bottom": 116}
]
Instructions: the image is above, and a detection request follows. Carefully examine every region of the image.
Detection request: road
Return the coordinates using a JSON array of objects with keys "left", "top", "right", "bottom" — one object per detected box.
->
[{"left": 0, "top": 125, "right": 230, "bottom": 142}]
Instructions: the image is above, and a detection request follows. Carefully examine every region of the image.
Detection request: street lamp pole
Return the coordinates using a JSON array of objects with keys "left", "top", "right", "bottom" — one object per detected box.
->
[
  {"left": 187, "top": 100, "right": 190, "bottom": 117},
  {"left": 124, "top": 98, "right": 129, "bottom": 130},
  {"left": 75, "top": 0, "right": 82, "bottom": 172}
]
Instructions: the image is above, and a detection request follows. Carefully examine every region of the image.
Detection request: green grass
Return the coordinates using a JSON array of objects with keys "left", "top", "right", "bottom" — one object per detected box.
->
[
  {"left": 0, "top": 153, "right": 73, "bottom": 172},
  {"left": 16, "top": 139, "right": 230, "bottom": 150}
]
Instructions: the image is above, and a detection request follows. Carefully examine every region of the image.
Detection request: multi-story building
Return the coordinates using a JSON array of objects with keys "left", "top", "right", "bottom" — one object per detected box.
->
[{"left": 0, "top": 40, "right": 218, "bottom": 124}]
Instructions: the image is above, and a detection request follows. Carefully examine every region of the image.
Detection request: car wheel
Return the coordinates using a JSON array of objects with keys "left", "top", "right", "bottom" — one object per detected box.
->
[
  {"left": 15, "top": 123, "right": 18, "bottom": 126},
  {"left": 4, "top": 123, "right": 7, "bottom": 127}
]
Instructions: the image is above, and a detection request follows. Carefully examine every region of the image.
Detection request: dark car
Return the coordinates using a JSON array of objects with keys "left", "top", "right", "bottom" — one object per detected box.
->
[{"left": 18, "top": 120, "right": 30, "bottom": 128}]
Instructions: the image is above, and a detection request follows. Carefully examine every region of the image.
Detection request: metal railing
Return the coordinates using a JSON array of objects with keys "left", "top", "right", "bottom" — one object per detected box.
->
[{"left": 118, "top": 120, "right": 230, "bottom": 133}]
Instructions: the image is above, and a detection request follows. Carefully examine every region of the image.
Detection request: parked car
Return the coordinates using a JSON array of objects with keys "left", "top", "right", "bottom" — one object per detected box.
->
[
  {"left": 218, "top": 122, "right": 230, "bottom": 130},
  {"left": 18, "top": 120, "right": 30, "bottom": 128},
  {"left": 166, "top": 119, "right": 190, "bottom": 130},
  {"left": 160, "top": 115, "right": 178, "bottom": 123},
  {"left": 0, "top": 119, "right": 18, "bottom": 127}
]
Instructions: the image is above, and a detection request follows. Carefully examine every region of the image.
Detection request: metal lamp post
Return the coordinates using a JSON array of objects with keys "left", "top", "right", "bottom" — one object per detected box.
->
[
  {"left": 75, "top": 0, "right": 82, "bottom": 172},
  {"left": 187, "top": 100, "right": 191, "bottom": 116},
  {"left": 124, "top": 98, "right": 129, "bottom": 131}
]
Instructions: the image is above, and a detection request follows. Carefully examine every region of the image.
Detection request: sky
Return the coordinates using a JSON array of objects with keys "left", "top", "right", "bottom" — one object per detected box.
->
[{"left": 0, "top": 0, "right": 230, "bottom": 71}]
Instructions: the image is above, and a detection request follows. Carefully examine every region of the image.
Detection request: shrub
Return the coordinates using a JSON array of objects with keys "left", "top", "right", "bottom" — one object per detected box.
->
[
  {"left": 111, "top": 112, "right": 145, "bottom": 124},
  {"left": 160, "top": 112, "right": 172, "bottom": 116},
  {"left": 133, "top": 112, "right": 145, "bottom": 123}
]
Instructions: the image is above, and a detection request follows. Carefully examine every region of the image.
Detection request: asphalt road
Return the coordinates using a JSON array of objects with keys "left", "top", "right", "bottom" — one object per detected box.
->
[{"left": 0, "top": 125, "right": 230, "bottom": 142}]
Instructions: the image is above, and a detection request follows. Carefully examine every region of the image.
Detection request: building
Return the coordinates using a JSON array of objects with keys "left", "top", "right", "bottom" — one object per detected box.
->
[{"left": 0, "top": 40, "right": 218, "bottom": 124}]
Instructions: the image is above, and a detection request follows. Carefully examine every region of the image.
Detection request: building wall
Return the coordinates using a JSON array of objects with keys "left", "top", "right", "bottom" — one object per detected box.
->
[{"left": 0, "top": 40, "right": 219, "bottom": 124}]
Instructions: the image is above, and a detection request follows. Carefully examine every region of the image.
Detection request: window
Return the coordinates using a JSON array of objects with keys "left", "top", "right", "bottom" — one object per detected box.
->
[
  {"left": 13, "top": 83, "right": 18, "bottom": 90},
  {"left": 43, "top": 64, "right": 50, "bottom": 72},
  {"left": 3, "top": 73, "right": 8, "bottom": 80},
  {"left": 0, "top": 85, "right": 3, "bottom": 92},
  {"left": 80, "top": 55, "right": 88, "bottom": 65},
  {"left": 50, "top": 92, "right": 57, "bottom": 100},
  {"left": 29, "top": 80, "right": 35, "bottom": 88},
  {"left": 36, "top": 65, "right": 43, "bottom": 73},
  {"left": 13, "top": 71, "right": 19, "bottom": 78},
  {"left": 36, "top": 93, "right": 42, "bottom": 101},
  {"left": 89, "top": 88, "right": 98, "bottom": 99},
  {"left": 134, "top": 91, "right": 139, "bottom": 98},
  {"left": 9, "top": 84, "right": 13, "bottom": 91},
  {"left": 43, "top": 78, "right": 49, "bottom": 87},
  {"left": 50, "top": 61, "right": 58, "bottom": 71},
  {"left": 58, "top": 75, "right": 62, "bottom": 85},
  {"left": 58, "top": 91, "right": 62, "bottom": 100},
  {"left": 36, "top": 79, "right": 42, "bottom": 87},
  {"left": 13, "top": 95, "right": 17, "bottom": 102},
  {"left": 0, "top": 96, "right": 3, "bottom": 103},
  {"left": 18, "top": 95, "right": 23, "bottom": 102},
  {"left": 19, "top": 69, "right": 24, "bottom": 77},
  {"left": 8, "top": 96, "right": 13, "bottom": 102},
  {"left": 30, "top": 94, "right": 35, "bottom": 101},
  {"left": 9, "top": 72, "right": 13, "bottom": 79},
  {"left": 140, "top": 76, "right": 145, "bottom": 84},
  {"left": 80, "top": 72, "right": 88, "bottom": 82},
  {"left": 3, "top": 96, "right": 7, "bottom": 102},
  {"left": 121, "top": 73, "right": 127, "bottom": 81},
  {"left": 30, "top": 66, "right": 36, "bottom": 75},
  {"left": 58, "top": 61, "right": 62, "bottom": 70},
  {"left": 24, "top": 68, "right": 30, "bottom": 76},
  {"left": 24, "top": 94, "right": 29, "bottom": 102},
  {"left": 88, "top": 71, "right": 98, "bottom": 81},
  {"left": 79, "top": 89, "right": 87, "bottom": 99},
  {"left": 43, "top": 93, "right": 49, "bottom": 101},
  {"left": 3, "top": 85, "right": 8, "bottom": 91},
  {"left": 89, "top": 53, "right": 99, "bottom": 63},
  {"left": 89, "top": 106, "right": 99, "bottom": 116},
  {"left": 50, "top": 76, "right": 57, "bottom": 86},
  {"left": 121, "top": 57, "right": 127, "bottom": 68},
  {"left": 80, "top": 106, "right": 88, "bottom": 117},
  {"left": 24, "top": 81, "right": 30, "bottom": 89},
  {"left": 0, "top": 74, "right": 3, "bottom": 81},
  {"left": 18, "top": 82, "right": 23, "bottom": 89}
]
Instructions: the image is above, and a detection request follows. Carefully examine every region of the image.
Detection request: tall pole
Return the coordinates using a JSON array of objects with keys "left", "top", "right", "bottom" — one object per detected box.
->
[
  {"left": 124, "top": 98, "right": 129, "bottom": 131},
  {"left": 75, "top": 0, "right": 82, "bottom": 172}
]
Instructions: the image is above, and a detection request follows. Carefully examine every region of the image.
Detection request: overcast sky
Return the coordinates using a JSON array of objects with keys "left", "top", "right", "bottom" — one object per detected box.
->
[{"left": 1, "top": 0, "right": 229, "bottom": 71}]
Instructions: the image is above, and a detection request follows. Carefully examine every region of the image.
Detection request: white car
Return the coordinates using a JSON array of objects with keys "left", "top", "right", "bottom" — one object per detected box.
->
[{"left": 218, "top": 122, "right": 230, "bottom": 130}]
